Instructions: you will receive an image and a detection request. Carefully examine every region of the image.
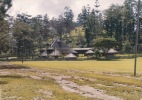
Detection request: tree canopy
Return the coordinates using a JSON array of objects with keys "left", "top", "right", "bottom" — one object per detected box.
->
[{"left": 1, "top": 0, "right": 142, "bottom": 57}]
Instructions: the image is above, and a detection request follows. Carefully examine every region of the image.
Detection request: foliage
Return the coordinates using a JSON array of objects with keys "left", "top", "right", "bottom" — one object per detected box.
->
[
  {"left": 78, "top": 6, "right": 99, "bottom": 47},
  {"left": 0, "top": 0, "right": 12, "bottom": 54},
  {"left": 0, "top": 0, "right": 12, "bottom": 17},
  {"left": 103, "top": 0, "right": 142, "bottom": 50},
  {"left": 123, "top": 41, "right": 133, "bottom": 53},
  {"left": 13, "top": 13, "right": 34, "bottom": 57},
  {"left": 63, "top": 7, "right": 74, "bottom": 34},
  {"left": 1, "top": 0, "right": 142, "bottom": 57},
  {"left": 70, "top": 26, "right": 86, "bottom": 47},
  {"left": 138, "top": 44, "right": 142, "bottom": 53},
  {"left": 94, "top": 38, "right": 117, "bottom": 49},
  {"left": 51, "top": 7, "right": 74, "bottom": 41},
  {"left": 94, "top": 49, "right": 101, "bottom": 58}
]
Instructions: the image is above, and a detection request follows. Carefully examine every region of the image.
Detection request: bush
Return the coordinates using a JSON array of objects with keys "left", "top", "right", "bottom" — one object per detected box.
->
[
  {"left": 123, "top": 41, "right": 133, "bottom": 53},
  {"left": 138, "top": 44, "right": 142, "bottom": 53}
]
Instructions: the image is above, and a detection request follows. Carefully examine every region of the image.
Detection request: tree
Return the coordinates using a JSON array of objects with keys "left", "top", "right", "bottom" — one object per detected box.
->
[
  {"left": 94, "top": 38, "right": 117, "bottom": 50},
  {"left": 13, "top": 13, "right": 34, "bottom": 58},
  {"left": 42, "top": 14, "right": 50, "bottom": 50},
  {"left": 0, "top": 0, "right": 12, "bottom": 54},
  {"left": 104, "top": 5, "right": 122, "bottom": 44},
  {"left": 49, "top": 16, "right": 64, "bottom": 41},
  {"left": 103, "top": 3, "right": 136, "bottom": 50},
  {"left": 78, "top": 6, "right": 98, "bottom": 47},
  {"left": 70, "top": 26, "right": 86, "bottom": 47},
  {"left": 51, "top": 7, "right": 75, "bottom": 42},
  {"left": 0, "top": 0, "right": 12, "bottom": 17},
  {"left": 63, "top": 7, "right": 74, "bottom": 34},
  {"left": 31, "top": 15, "right": 45, "bottom": 56},
  {"left": 42, "top": 14, "right": 50, "bottom": 39},
  {"left": 123, "top": 41, "right": 133, "bottom": 53},
  {"left": 123, "top": 0, "right": 136, "bottom": 45}
]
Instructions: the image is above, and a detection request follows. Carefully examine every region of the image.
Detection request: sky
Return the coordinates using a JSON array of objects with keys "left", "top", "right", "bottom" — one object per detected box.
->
[{"left": 7, "top": 0, "right": 125, "bottom": 20}]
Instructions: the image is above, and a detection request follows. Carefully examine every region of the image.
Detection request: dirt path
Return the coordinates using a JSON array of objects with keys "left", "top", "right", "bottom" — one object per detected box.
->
[{"left": 49, "top": 75, "right": 122, "bottom": 100}]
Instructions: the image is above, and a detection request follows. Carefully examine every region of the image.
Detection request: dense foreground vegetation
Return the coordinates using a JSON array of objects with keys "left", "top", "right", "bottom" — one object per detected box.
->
[{"left": 0, "top": 58, "right": 142, "bottom": 100}]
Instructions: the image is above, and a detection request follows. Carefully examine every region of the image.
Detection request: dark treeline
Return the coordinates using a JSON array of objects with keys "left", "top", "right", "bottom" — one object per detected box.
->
[{"left": 0, "top": 0, "right": 142, "bottom": 58}]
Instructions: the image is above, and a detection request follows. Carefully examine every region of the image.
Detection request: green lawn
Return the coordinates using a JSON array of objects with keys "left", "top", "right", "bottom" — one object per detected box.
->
[{"left": 0, "top": 57, "right": 142, "bottom": 100}]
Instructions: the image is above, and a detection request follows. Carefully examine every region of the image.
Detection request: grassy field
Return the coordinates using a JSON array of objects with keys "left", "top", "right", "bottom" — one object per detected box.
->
[
  {"left": 12, "top": 57, "right": 142, "bottom": 73},
  {"left": 0, "top": 57, "right": 142, "bottom": 100}
]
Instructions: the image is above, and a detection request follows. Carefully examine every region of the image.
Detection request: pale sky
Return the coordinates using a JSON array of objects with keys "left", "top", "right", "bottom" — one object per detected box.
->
[{"left": 8, "top": 0, "right": 125, "bottom": 20}]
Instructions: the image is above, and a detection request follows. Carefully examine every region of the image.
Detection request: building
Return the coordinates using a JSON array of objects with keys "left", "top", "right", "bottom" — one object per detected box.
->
[{"left": 40, "top": 38, "right": 93, "bottom": 58}]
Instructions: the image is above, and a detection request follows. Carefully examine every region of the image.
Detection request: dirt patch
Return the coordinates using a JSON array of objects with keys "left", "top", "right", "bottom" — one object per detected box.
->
[
  {"left": 114, "top": 83, "right": 142, "bottom": 89},
  {"left": 32, "top": 96, "right": 45, "bottom": 100},
  {"left": 0, "top": 71, "right": 11, "bottom": 75},
  {"left": 37, "top": 89, "right": 53, "bottom": 98},
  {"left": 96, "top": 84, "right": 113, "bottom": 88},
  {"left": 74, "top": 76, "right": 97, "bottom": 82},
  {"left": 52, "top": 75, "right": 122, "bottom": 100},
  {"left": 2, "top": 96, "right": 22, "bottom": 100},
  {"left": 0, "top": 62, "right": 29, "bottom": 69},
  {"left": 23, "top": 70, "right": 122, "bottom": 100},
  {"left": 30, "top": 76, "right": 42, "bottom": 80}
]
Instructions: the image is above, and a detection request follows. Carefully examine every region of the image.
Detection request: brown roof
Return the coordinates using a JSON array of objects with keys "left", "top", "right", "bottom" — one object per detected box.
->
[
  {"left": 85, "top": 50, "right": 94, "bottom": 54},
  {"left": 99, "top": 49, "right": 104, "bottom": 53},
  {"left": 72, "top": 48, "right": 93, "bottom": 54},
  {"left": 65, "top": 53, "right": 77, "bottom": 58},
  {"left": 108, "top": 48, "right": 118, "bottom": 54},
  {"left": 70, "top": 49, "right": 78, "bottom": 54},
  {"left": 41, "top": 51, "right": 47, "bottom": 57},
  {"left": 72, "top": 48, "right": 92, "bottom": 51},
  {"left": 51, "top": 38, "right": 71, "bottom": 54},
  {"left": 50, "top": 49, "right": 61, "bottom": 56}
]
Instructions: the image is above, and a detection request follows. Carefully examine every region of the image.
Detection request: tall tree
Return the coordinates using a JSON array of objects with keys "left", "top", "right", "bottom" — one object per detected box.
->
[
  {"left": 78, "top": 6, "right": 98, "bottom": 47},
  {"left": 50, "top": 16, "right": 65, "bottom": 40},
  {"left": 31, "top": 15, "right": 44, "bottom": 56},
  {"left": 0, "top": 0, "right": 12, "bottom": 54},
  {"left": 42, "top": 14, "right": 51, "bottom": 50},
  {"left": 63, "top": 7, "right": 74, "bottom": 34},
  {"left": 13, "top": 13, "right": 33, "bottom": 57},
  {"left": 103, "top": 4, "right": 135, "bottom": 49},
  {"left": 123, "top": 0, "right": 136, "bottom": 45}
]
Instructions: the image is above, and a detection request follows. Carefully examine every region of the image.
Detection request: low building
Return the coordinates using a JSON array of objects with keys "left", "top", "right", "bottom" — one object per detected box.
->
[
  {"left": 64, "top": 53, "right": 77, "bottom": 60},
  {"left": 107, "top": 48, "right": 118, "bottom": 56},
  {"left": 85, "top": 50, "right": 94, "bottom": 56},
  {"left": 50, "top": 49, "right": 61, "bottom": 58},
  {"left": 40, "top": 38, "right": 94, "bottom": 58},
  {"left": 51, "top": 38, "right": 71, "bottom": 55},
  {"left": 72, "top": 48, "right": 93, "bottom": 55},
  {"left": 40, "top": 51, "right": 48, "bottom": 58}
]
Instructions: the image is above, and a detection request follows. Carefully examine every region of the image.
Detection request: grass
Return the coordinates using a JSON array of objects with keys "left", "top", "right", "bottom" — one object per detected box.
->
[
  {"left": 1, "top": 57, "right": 142, "bottom": 99},
  {"left": 67, "top": 74, "right": 142, "bottom": 100},
  {"left": 0, "top": 74, "right": 93, "bottom": 100},
  {"left": 11, "top": 57, "right": 142, "bottom": 73}
]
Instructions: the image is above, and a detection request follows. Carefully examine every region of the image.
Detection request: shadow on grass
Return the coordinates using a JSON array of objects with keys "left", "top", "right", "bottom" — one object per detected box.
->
[
  {"left": 0, "top": 75, "right": 23, "bottom": 85},
  {"left": 0, "top": 81, "right": 8, "bottom": 84},
  {"left": 96, "top": 59, "right": 121, "bottom": 61},
  {"left": 95, "top": 58, "right": 121, "bottom": 61},
  {"left": 0, "top": 75, "right": 23, "bottom": 78},
  {"left": 0, "top": 65, "right": 30, "bottom": 69}
]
